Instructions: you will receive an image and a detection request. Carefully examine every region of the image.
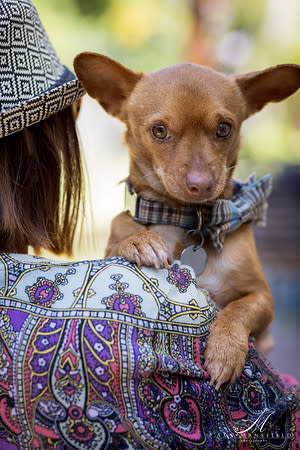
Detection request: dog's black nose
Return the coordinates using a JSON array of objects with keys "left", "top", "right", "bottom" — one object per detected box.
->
[{"left": 185, "top": 171, "right": 213, "bottom": 197}]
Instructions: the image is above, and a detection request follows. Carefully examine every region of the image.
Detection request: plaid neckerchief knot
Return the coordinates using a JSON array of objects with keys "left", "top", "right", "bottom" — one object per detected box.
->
[{"left": 125, "top": 174, "right": 272, "bottom": 252}]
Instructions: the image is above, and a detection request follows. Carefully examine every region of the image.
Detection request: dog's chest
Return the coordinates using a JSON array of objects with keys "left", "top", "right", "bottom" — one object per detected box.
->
[
  {"left": 149, "top": 223, "right": 226, "bottom": 306},
  {"left": 149, "top": 224, "right": 185, "bottom": 258}
]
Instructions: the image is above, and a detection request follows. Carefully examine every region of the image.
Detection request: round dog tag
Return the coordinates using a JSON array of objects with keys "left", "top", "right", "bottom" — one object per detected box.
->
[{"left": 180, "top": 245, "right": 207, "bottom": 276}]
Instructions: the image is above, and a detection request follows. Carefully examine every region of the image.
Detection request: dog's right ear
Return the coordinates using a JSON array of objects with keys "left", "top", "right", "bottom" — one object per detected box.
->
[{"left": 74, "top": 52, "right": 142, "bottom": 119}]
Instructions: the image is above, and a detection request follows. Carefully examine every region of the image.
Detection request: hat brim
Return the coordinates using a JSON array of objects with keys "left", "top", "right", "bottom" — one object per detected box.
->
[{"left": 0, "top": 66, "right": 85, "bottom": 138}]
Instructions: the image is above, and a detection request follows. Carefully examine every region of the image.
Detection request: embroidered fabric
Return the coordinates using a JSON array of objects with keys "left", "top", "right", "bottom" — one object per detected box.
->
[
  {"left": 126, "top": 174, "right": 272, "bottom": 251},
  {"left": 0, "top": 253, "right": 299, "bottom": 449}
]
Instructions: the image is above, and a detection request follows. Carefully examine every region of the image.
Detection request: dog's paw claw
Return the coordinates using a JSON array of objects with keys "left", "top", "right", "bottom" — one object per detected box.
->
[
  {"left": 119, "top": 231, "right": 171, "bottom": 268},
  {"left": 133, "top": 252, "right": 142, "bottom": 267}
]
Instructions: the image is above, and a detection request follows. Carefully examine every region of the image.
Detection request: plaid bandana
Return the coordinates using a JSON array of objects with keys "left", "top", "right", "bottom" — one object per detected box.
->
[{"left": 125, "top": 174, "right": 272, "bottom": 251}]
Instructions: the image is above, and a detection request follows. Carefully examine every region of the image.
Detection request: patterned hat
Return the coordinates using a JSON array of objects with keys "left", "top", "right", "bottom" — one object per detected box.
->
[{"left": 0, "top": 0, "right": 84, "bottom": 138}]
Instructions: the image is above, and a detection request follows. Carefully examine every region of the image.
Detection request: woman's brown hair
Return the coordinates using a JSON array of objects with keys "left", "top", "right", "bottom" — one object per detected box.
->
[{"left": 0, "top": 105, "right": 83, "bottom": 255}]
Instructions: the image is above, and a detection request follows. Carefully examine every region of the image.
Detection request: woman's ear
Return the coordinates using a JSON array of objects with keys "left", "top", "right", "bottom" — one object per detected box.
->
[
  {"left": 74, "top": 52, "right": 143, "bottom": 120},
  {"left": 235, "top": 64, "right": 300, "bottom": 118}
]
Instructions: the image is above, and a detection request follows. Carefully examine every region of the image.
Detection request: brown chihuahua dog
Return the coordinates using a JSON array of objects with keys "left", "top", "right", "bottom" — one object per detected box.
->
[{"left": 74, "top": 53, "right": 300, "bottom": 389}]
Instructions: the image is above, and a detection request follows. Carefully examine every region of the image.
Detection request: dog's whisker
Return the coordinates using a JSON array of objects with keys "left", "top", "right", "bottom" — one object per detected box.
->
[
  {"left": 226, "top": 165, "right": 237, "bottom": 172},
  {"left": 142, "top": 171, "right": 156, "bottom": 179}
]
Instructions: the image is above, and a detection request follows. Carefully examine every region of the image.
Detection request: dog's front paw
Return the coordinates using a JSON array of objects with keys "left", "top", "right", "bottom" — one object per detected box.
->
[
  {"left": 204, "top": 316, "right": 248, "bottom": 390},
  {"left": 119, "top": 231, "right": 171, "bottom": 269}
]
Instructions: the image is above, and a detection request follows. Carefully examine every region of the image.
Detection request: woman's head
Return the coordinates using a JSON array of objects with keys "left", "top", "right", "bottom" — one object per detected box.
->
[
  {"left": 0, "top": 0, "right": 85, "bottom": 254},
  {"left": 0, "top": 106, "right": 83, "bottom": 254}
]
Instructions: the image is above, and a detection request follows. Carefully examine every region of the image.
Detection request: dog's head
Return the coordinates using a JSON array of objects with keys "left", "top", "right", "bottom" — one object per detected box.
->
[{"left": 74, "top": 53, "right": 300, "bottom": 204}]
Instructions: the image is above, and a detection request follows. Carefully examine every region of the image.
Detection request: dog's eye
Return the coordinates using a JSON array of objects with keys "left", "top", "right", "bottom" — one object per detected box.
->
[
  {"left": 216, "top": 122, "right": 231, "bottom": 138},
  {"left": 152, "top": 125, "right": 168, "bottom": 140}
]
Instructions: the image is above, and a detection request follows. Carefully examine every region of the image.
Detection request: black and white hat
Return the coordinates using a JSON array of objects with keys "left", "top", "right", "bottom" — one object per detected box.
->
[{"left": 0, "top": 0, "right": 84, "bottom": 138}]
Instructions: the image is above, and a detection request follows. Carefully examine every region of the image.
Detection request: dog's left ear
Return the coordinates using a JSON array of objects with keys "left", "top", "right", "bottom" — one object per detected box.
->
[
  {"left": 236, "top": 64, "right": 300, "bottom": 118},
  {"left": 74, "top": 52, "right": 142, "bottom": 119}
]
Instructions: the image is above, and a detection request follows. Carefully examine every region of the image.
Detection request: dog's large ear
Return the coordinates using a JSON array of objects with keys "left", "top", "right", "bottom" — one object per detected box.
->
[
  {"left": 74, "top": 52, "right": 142, "bottom": 119},
  {"left": 235, "top": 64, "right": 300, "bottom": 118}
]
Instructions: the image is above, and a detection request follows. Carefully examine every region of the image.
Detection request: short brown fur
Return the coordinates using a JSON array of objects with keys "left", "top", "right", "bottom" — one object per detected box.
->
[{"left": 74, "top": 53, "right": 300, "bottom": 389}]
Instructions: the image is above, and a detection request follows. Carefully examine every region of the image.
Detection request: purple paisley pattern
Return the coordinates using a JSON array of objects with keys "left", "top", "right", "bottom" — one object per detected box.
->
[
  {"left": 0, "top": 253, "right": 299, "bottom": 449},
  {"left": 26, "top": 269, "right": 75, "bottom": 306},
  {"left": 167, "top": 263, "right": 194, "bottom": 293}
]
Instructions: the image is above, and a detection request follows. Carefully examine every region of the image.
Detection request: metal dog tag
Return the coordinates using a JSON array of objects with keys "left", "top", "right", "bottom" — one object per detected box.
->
[
  {"left": 180, "top": 229, "right": 207, "bottom": 276},
  {"left": 180, "top": 245, "right": 207, "bottom": 276}
]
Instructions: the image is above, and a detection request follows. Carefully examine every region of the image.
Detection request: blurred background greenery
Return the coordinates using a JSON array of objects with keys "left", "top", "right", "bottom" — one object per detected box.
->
[{"left": 34, "top": 0, "right": 300, "bottom": 378}]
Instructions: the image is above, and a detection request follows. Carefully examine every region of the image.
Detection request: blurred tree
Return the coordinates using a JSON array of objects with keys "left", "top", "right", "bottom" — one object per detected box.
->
[
  {"left": 74, "top": 0, "right": 110, "bottom": 16},
  {"left": 185, "top": 0, "right": 216, "bottom": 66}
]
